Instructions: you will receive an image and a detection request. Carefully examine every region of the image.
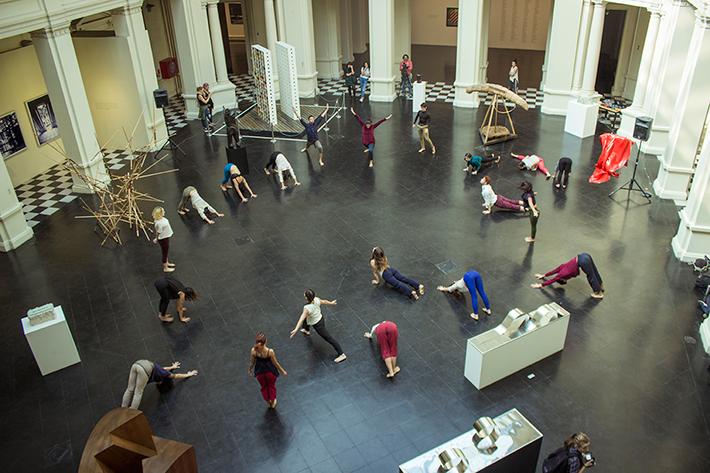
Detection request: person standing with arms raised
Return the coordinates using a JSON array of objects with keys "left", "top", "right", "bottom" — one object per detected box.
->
[
  {"left": 351, "top": 108, "right": 392, "bottom": 168},
  {"left": 299, "top": 104, "right": 329, "bottom": 166}
]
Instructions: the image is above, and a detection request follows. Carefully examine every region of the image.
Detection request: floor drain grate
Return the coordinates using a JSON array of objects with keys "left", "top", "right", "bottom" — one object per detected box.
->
[{"left": 435, "top": 259, "right": 457, "bottom": 274}]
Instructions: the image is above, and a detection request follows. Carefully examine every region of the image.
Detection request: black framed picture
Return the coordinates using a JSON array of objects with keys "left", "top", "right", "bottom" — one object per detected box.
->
[
  {"left": 0, "top": 112, "right": 26, "bottom": 159},
  {"left": 446, "top": 7, "right": 459, "bottom": 27},
  {"left": 26, "top": 94, "right": 60, "bottom": 146},
  {"left": 229, "top": 3, "right": 243, "bottom": 24}
]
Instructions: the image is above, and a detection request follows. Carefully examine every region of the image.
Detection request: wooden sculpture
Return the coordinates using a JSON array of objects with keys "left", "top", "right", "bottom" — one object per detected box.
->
[
  {"left": 465, "top": 83, "right": 529, "bottom": 145},
  {"left": 78, "top": 408, "right": 198, "bottom": 473}
]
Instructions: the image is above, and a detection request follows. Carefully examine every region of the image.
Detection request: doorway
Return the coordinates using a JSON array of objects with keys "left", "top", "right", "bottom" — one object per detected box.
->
[
  {"left": 223, "top": 1, "right": 249, "bottom": 75},
  {"left": 595, "top": 10, "right": 626, "bottom": 94}
]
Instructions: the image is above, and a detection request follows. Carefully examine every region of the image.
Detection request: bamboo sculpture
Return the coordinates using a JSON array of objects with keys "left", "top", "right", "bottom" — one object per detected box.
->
[{"left": 465, "top": 83, "right": 529, "bottom": 145}]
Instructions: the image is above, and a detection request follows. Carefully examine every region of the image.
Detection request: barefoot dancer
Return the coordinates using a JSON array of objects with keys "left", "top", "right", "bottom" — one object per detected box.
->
[
  {"left": 370, "top": 247, "right": 424, "bottom": 300},
  {"left": 413, "top": 103, "right": 436, "bottom": 154},
  {"left": 531, "top": 253, "right": 604, "bottom": 299},
  {"left": 152, "top": 207, "right": 175, "bottom": 273},
  {"left": 520, "top": 181, "right": 540, "bottom": 243},
  {"left": 290, "top": 289, "right": 347, "bottom": 363},
  {"left": 177, "top": 186, "right": 224, "bottom": 224},
  {"left": 364, "top": 320, "right": 400, "bottom": 378},
  {"left": 480, "top": 176, "right": 525, "bottom": 214},
  {"left": 511, "top": 152, "right": 552, "bottom": 178},
  {"left": 264, "top": 151, "right": 301, "bottom": 190},
  {"left": 437, "top": 270, "right": 492, "bottom": 320},
  {"left": 248, "top": 332, "right": 287, "bottom": 409},
  {"left": 464, "top": 152, "right": 500, "bottom": 175},
  {"left": 300, "top": 105, "right": 329, "bottom": 166},
  {"left": 153, "top": 276, "right": 197, "bottom": 323},
  {"left": 121, "top": 360, "right": 198, "bottom": 409},
  {"left": 225, "top": 165, "right": 257, "bottom": 203},
  {"left": 351, "top": 108, "right": 392, "bottom": 168}
]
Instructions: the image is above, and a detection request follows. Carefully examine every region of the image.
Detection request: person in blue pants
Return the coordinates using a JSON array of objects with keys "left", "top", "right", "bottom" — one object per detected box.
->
[
  {"left": 370, "top": 247, "right": 425, "bottom": 300},
  {"left": 437, "top": 270, "right": 492, "bottom": 320},
  {"left": 219, "top": 163, "right": 238, "bottom": 191}
]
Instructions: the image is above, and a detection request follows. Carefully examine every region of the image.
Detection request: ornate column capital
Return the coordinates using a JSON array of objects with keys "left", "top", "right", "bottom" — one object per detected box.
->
[
  {"left": 695, "top": 10, "right": 710, "bottom": 28},
  {"left": 31, "top": 21, "right": 71, "bottom": 39},
  {"left": 205, "top": 0, "right": 220, "bottom": 5},
  {"left": 113, "top": 3, "right": 143, "bottom": 17},
  {"left": 591, "top": 0, "right": 605, "bottom": 6}
]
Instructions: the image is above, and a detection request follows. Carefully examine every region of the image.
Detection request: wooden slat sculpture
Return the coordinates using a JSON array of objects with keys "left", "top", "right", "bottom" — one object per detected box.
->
[
  {"left": 78, "top": 408, "right": 198, "bottom": 473},
  {"left": 465, "top": 83, "right": 529, "bottom": 145}
]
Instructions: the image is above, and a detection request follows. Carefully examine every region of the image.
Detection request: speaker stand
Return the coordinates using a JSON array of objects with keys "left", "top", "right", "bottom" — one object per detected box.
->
[
  {"left": 154, "top": 108, "right": 186, "bottom": 158},
  {"left": 608, "top": 143, "right": 652, "bottom": 202}
]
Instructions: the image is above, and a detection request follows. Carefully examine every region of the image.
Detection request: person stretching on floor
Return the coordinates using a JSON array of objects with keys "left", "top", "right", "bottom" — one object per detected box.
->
[
  {"left": 299, "top": 105, "right": 329, "bottom": 166},
  {"left": 290, "top": 289, "right": 347, "bottom": 363},
  {"left": 177, "top": 186, "right": 224, "bottom": 224},
  {"left": 225, "top": 165, "right": 257, "bottom": 202},
  {"left": 219, "top": 163, "right": 237, "bottom": 191},
  {"left": 351, "top": 108, "right": 392, "bottom": 168},
  {"left": 437, "top": 270, "right": 492, "bottom": 320},
  {"left": 264, "top": 151, "right": 301, "bottom": 190},
  {"left": 370, "top": 247, "right": 424, "bottom": 300},
  {"left": 531, "top": 253, "right": 604, "bottom": 299},
  {"left": 511, "top": 152, "right": 552, "bottom": 178},
  {"left": 364, "top": 321, "right": 400, "bottom": 378},
  {"left": 480, "top": 176, "right": 525, "bottom": 214},
  {"left": 464, "top": 152, "right": 500, "bottom": 175},
  {"left": 121, "top": 359, "right": 198, "bottom": 409},
  {"left": 553, "top": 157, "right": 573, "bottom": 189},
  {"left": 154, "top": 276, "right": 198, "bottom": 323}
]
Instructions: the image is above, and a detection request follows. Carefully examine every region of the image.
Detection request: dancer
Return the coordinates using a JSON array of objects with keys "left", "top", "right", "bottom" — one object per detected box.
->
[
  {"left": 152, "top": 207, "right": 174, "bottom": 272},
  {"left": 351, "top": 108, "right": 392, "bottom": 168},
  {"left": 359, "top": 62, "right": 370, "bottom": 102},
  {"left": 290, "top": 289, "right": 347, "bottom": 363},
  {"left": 508, "top": 59, "right": 519, "bottom": 94},
  {"left": 531, "top": 253, "right": 604, "bottom": 299},
  {"left": 225, "top": 164, "right": 257, "bottom": 202},
  {"left": 177, "top": 186, "right": 224, "bottom": 224},
  {"left": 299, "top": 105, "right": 329, "bottom": 166},
  {"left": 553, "top": 157, "right": 573, "bottom": 189},
  {"left": 437, "top": 270, "right": 492, "bottom": 320},
  {"left": 370, "top": 247, "right": 424, "bottom": 300},
  {"left": 464, "top": 152, "right": 500, "bottom": 175},
  {"left": 511, "top": 152, "right": 552, "bottom": 178},
  {"left": 219, "top": 163, "right": 237, "bottom": 191},
  {"left": 343, "top": 62, "right": 356, "bottom": 98},
  {"left": 480, "top": 176, "right": 525, "bottom": 214},
  {"left": 154, "top": 276, "right": 198, "bottom": 323},
  {"left": 399, "top": 54, "right": 413, "bottom": 98},
  {"left": 121, "top": 360, "right": 198, "bottom": 409},
  {"left": 248, "top": 332, "right": 287, "bottom": 409},
  {"left": 413, "top": 103, "right": 436, "bottom": 154},
  {"left": 264, "top": 151, "right": 301, "bottom": 190},
  {"left": 520, "top": 181, "right": 540, "bottom": 243},
  {"left": 364, "top": 321, "right": 400, "bottom": 378}
]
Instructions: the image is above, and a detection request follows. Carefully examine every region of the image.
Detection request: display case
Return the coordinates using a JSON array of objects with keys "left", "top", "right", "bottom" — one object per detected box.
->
[{"left": 21, "top": 305, "right": 81, "bottom": 375}]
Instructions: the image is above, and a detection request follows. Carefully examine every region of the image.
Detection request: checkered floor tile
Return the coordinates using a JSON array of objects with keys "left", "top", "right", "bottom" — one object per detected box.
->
[
  {"left": 163, "top": 96, "right": 188, "bottom": 134},
  {"left": 14, "top": 149, "right": 132, "bottom": 228}
]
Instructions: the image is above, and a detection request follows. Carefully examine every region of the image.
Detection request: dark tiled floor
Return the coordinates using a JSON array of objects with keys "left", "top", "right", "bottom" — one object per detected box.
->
[{"left": 1, "top": 98, "right": 709, "bottom": 473}]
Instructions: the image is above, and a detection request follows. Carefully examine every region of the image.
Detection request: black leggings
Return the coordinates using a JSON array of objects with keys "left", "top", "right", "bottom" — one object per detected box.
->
[
  {"left": 154, "top": 280, "right": 173, "bottom": 315},
  {"left": 577, "top": 253, "right": 603, "bottom": 293},
  {"left": 306, "top": 318, "right": 344, "bottom": 356},
  {"left": 554, "top": 158, "right": 572, "bottom": 187}
]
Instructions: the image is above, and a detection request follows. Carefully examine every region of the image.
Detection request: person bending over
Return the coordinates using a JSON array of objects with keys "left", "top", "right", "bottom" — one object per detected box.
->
[
  {"left": 511, "top": 152, "right": 551, "bottom": 178},
  {"left": 553, "top": 157, "right": 573, "bottom": 189},
  {"left": 225, "top": 165, "right": 257, "bottom": 202},
  {"left": 351, "top": 108, "right": 392, "bottom": 168},
  {"left": 364, "top": 321, "right": 400, "bottom": 378},
  {"left": 464, "top": 152, "right": 500, "bottom": 175},
  {"left": 531, "top": 253, "right": 604, "bottom": 299},
  {"left": 177, "top": 186, "right": 223, "bottom": 224},
  {"left": 370, "top": 247, "right": 424, "bottom": 300},
  {"left": 480, "top": 176, "right": 525, "bottom": 214},
  {"left": 299, "top": 104, "right": 329, "bottom": 166},
  {"left": 154, "top": 276, "right": 198, "bottom": 323},
  {"left": 121, "top": 360, "right": 197, "bottom": 409},
  {"left": 437, "top": 270, "right": 492, "bottom": 320},
  {"left": 264, "top": 151, "right": 301, "bottom": 190}
]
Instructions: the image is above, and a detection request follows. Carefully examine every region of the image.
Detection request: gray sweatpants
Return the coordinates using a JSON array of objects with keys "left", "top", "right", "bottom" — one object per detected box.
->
[{"left": 121, "top": 360, "right": 153, "bottom": 409}]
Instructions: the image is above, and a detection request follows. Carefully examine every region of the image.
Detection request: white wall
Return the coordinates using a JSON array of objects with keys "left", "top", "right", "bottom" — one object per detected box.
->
[
  {"left": 622, "top": 7, "right": 649, "bottom": 100},
  {"left": 0, "top": 45, "right": 66, "bottom": 186},
  {"left": 143, "top": 0, "right": 179, "bottom": 97}
]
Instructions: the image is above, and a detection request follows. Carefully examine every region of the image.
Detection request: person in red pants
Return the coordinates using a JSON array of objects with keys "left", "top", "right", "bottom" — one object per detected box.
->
[
  {"left": 364, "top": 321, "right": 400, "bottom": 378},
  {"left": 248, "top": 332, "right": 287, "bottom": 408},
  {"left": 511, "top": 152, "right": 552, "bottom": 178}
]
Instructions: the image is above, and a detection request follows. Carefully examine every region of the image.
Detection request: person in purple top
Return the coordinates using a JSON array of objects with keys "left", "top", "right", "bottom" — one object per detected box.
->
[
  {"left": 351, "top": 108, "right": 392, "bottom": 167},
  {"left": 437, "top": 270, "right": 492, "bottom": 320},
  {"left": 531, "top": 253, "right": 604, "bottom": 299},
  {"left": 121, "top": 359, "right": 198, "bottom": 409}
]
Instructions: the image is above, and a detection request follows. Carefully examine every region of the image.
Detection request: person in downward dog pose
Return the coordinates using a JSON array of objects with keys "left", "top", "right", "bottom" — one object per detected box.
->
[
  {"left": 153, "top": 276, "right": 197, "bottom": 323},
  {"left": 177, "top": 186, "right": 224, "bottom": 224},
  {"left": 224, "top": 164, "right": 257, "bottom": 202},
  {"left": 480, "top": 176, "right": 525, "bottom": 214},
  {"left": 553, "top": 157, "right": 573, "bottom": 189},
  {"left": 531, "top": 253, "right": 604, "bottom": 299},
  {"left": 351, "top": 108, "right": 392, "bottom": 168},
  {"left": 364, "top": 320, "right": 400, "bottom": 378},
  {"left": 370, "top": 247, "right": 424, "bottom": 300},
  {"left": 299, "top": 105, "right": 329, "bottom": 166},
  {"left": 290, "top": 289, "right": 347, "bottom": 363},
  {"left": 264, "top": 151, "right": 301, "bottom": 190},
  {"left": 511, "top": 152, "right": 552, "bottom": 178},
  {"left": 248, "top": 332, "right": 287, "bottom": 409},
  {"left": 437, "top": 270, "right": 492, "bottom": 320}
]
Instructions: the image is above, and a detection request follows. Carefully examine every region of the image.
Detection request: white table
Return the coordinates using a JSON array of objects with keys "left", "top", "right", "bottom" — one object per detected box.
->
[
  {"left": 21, "top": 305, "right": 81, "bottom": 375},
  {"left": 413, "top": 81, "right": 427, "bottom": 110}
]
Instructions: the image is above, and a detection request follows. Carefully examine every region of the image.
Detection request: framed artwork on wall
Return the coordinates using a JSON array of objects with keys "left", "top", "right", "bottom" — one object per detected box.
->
[
  {"left": 0, "top": 112, "right": 26, "bottom": 159},
  {"left": 229, "top": 3, "right": 243, "bottom": 24},
  {"left": 446, "top": 7, "right": 459, "bottom": 27},
  {"left": 26, "top": 94, "right": 60, "bottom": 146}
]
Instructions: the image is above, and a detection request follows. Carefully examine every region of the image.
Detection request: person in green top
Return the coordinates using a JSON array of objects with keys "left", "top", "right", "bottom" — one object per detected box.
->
[{"left": 463, "top": 152, "right": 501, "bottom": 175}]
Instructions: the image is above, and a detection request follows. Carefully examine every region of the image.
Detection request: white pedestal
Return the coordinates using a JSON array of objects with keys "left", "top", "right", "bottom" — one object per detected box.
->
[
  {"left": 464, "top": 304, "right": 570, "bottom": 389},
  {"left": 412, "top": 81, "right": 427, "bottom": 110},
  {"left": 564, "top": 100, "right": 599, "bottom": 138},
  {"left": 701, "top": 317, "right": 710, "bottom": 355},
  {"left": 21, "top": 306, "right": 81, "bottom": 375}
]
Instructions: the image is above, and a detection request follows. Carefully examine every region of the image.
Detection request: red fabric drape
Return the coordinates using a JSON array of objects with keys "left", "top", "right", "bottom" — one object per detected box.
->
[{"left": 589, "top": 133, "right": 633, "bottom": 184}]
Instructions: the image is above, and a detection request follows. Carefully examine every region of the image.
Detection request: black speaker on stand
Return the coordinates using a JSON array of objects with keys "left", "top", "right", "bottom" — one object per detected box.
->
[
  {"left": 153, "top": 89, "right": 186, "bottom": 157},
  {"left": 608, "top": 116, "right": 652, "bottom": 202}
]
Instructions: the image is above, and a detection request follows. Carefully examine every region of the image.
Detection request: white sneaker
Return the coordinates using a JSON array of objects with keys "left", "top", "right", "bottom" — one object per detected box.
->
[{"left": 334, "top": 354, "right": 347, "bottom": 363}]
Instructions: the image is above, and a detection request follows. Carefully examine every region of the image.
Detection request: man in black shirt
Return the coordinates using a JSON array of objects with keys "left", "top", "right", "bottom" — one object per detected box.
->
[{"left": 413, "top": 103, "right": 436, "bottom": 154}]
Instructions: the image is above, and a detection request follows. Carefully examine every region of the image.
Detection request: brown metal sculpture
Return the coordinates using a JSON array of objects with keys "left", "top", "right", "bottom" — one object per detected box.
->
[
  {"left": 78, "top": 408, "right": 197, "bottom": 473},
  {"left": 465, "top": 83, "right": 529, "bottom": 145}
]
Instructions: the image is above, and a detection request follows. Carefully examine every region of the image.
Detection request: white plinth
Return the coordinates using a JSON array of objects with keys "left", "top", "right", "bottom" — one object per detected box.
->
[
  {"left": 701, "top": 317, "right": 710, "bottom": 355},
  {"left": 21, "top": 306, "right": 81, "bottom": 375},
  {"left": 464, "top": 308, "right": 570, "bottom": 389},
  {"left": 564, "top": 100, "right": 599, "bottom": 138},
  {"left": 412, "top": 81, "right": 427, "bottom": 110}
]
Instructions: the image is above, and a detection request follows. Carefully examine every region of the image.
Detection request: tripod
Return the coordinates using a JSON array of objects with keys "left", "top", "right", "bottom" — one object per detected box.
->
[
  {"left": 608, "top": 142, "right": 651, "bottom": 201},
  {"left": 154, "top": 107, "right": 186, "bottom": 157}
]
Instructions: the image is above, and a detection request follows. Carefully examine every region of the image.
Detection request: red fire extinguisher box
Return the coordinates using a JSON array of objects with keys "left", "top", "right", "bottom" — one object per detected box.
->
[{"left": 159, "top": 57, "right": 179, "bottom": 79}]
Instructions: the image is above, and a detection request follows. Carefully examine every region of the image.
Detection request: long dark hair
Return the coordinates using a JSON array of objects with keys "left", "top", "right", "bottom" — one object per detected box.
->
[
  {"left": 254, "top": 332, "right": 267, "bottom": 350},
  {"left": 304, "top": 289, "right": 316, "bottom": 303},
  {"left": 183, "top": 287, "right": 198, "bottom": 300},
  {"left": 156, "top": 377, "right": 174, "bottom": 393},
  {"left": 519, "top": 181, "right": 533, "bottom": 193}
]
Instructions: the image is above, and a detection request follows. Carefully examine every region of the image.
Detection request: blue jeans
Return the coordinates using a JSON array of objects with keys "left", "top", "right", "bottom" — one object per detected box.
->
[
  {"left": 364, "top": 143, "right": 375, "bottom": 163},
  {"left": 359, "top": 77, "right": 368, "bottom": 98},
  {"left": 577, "top": 253, "right": 603, "bottom": 293},
  {"left": 383, "top": 268, "right": 420, "bottom": 296},
  {"left": 201, "top": 106, "right": 212, "bottom": 129},
  {"left": 463, "top": 271, "right": 490, "bottom": 314}
]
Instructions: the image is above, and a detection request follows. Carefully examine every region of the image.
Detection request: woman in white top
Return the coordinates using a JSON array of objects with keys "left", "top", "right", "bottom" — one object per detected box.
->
[
  {"left": 508, "top": 59, "right": 519, "bottom": 94},
  {"left": 177, "top": 186, "right": 224, "bottom": 224},
  {"left": 359, "top": 62, "right": 370, "bottom": 102},
  {"left": 480, "top": 176, "right": 525, "bottom": 215},
  {"left": 290, "top": 289, "right": 347, "bottom": 363},
  {"left": 152, "top": 206, "right": 175, "bottom": 272},
  {"left": 511, "top": 152, "right": 552, "bottom": 178},
  {"left": 264, "top": 151, "right": 301, "bottom": 190}
]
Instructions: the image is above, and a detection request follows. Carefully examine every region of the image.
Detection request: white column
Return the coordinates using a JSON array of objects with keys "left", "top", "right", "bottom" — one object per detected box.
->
[
  {"left": 282, "top": 0, "right": 319, "bottom": 97},
  {"left": 31, "top": 24, "right": 109, "bottom": 193},
  {"left": 479, "top": 0, "right": 489, "bottom": 84},
  {"left": 653, "top": 11, "right": 710, "bottom": 203},
  {"left": 275, "top": 0, "right": 287, "bottom": 42},
  {"left": 313, "top": 0, "right": 342, "bottom": 79},
  {"left": 264, "top": 0, "right": 280, "bottom": 94},
  {"left": 0, "top": 158, "right": 33, "bottom": 251},
  {"left": 571, "top": 0, "right": 592, "bottom": 92},
  {"left": 541, "top": 0, "right": 584, "bottom": 115},
  {"left": 351, "top": 0, "right": 367, "bottom": 54},
  {"left": 540, "top": 2, "right": 554, "bottom": 90},
  {"left": 393, "top": 0, "right": 411, "bottom": 78},
  {"left": 672, "top": 128, "right": 710, "bottom": 262},
  {"left": 368, "top": 0, "right": 396, "bottom": 101},
  {"left": 207, "top": 1, "right": 229, "bottom": 84},
  {"left": 112, "top": 3, "right": 168, "bottom": 151},
  {"left": 453, "top": 0, "right": 483, "bottom": 108},
  {"left": 340, "top": 0, "right": 354, "bottom": 63},
  {"left": 580, "top": 0, "right": 606, "bottom": 96}
]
